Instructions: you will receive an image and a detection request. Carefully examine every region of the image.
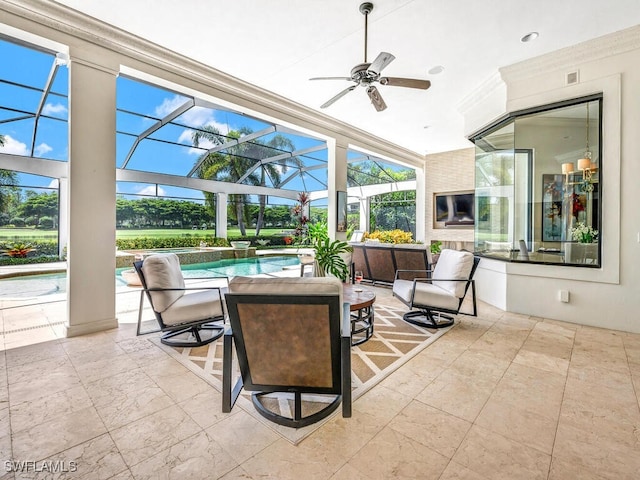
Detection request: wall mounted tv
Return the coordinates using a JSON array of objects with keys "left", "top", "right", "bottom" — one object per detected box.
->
[{"left": 434, "top": 191, "right": 475, "bottom": 228}]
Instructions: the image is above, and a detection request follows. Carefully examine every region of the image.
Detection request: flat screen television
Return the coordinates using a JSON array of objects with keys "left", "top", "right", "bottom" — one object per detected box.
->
[{"left": 434, "top": 191, "right": 475, "bottom": 228}]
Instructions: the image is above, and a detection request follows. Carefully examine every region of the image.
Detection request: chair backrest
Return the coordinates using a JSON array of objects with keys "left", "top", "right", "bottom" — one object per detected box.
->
[
  {"left": 134, "top": 253, "right": 185, "bottom": 312},
  {"left": 225, "top": 276, "right": 344, "bottom": 394},
  {"left": 432, "top": 249, "right": 475, "bottom": 298}
]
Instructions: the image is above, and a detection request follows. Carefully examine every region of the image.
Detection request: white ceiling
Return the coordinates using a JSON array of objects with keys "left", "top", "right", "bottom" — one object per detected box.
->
[{"left": 55, "top": 0, "right": 640, "bottom": 155}]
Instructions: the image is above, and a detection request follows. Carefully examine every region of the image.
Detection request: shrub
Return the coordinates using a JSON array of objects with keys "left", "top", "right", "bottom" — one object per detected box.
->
[
  {"left": 115, "top": 236, "right": 230, "bottom": 250},
  {"left": 363, "top": 229, "right": 414, "bottom": 244},
  {"left": 39, "top": 216, "right": 55, "bottom": 229},
  {"left": 9, "top": 217, "right": 25, "bottom": 227}
]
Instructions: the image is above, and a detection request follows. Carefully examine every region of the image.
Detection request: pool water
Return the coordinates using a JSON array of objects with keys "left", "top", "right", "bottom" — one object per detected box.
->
[{"left": 0, "top": 256, "right": 300, "bottom": 299}]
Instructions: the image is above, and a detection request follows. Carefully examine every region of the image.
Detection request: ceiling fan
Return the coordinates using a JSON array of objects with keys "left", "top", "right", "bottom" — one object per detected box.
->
[{"left": 310, "top": 2, "right": 431, "bottom": 112}]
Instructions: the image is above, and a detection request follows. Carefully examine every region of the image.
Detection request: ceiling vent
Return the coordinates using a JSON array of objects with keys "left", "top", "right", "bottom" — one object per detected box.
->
[{"left": 565, "top": 70, "right": 580, "bottom": 85}]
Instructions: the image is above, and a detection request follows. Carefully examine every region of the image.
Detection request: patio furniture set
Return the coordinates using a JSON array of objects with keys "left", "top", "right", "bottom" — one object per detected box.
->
[{"left": 133, "top": 248, "right": 478, "bottom": 428}]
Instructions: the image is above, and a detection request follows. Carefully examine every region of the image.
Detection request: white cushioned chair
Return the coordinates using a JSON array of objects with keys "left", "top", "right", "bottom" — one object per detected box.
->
[
  {"left": 133, "top": 253, "right": 225, "bottom": 347},
  {"left": 223, "top": 276, "right": 351, "bottom": 428},
  {"left": 392, "top": 249, "right": 479, "bottom": 328}
]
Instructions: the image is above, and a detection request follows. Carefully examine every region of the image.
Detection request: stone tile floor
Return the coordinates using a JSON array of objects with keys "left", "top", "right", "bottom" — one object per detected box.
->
[{"left": 0, "top": 285, "right": 639, "bottom": 479}]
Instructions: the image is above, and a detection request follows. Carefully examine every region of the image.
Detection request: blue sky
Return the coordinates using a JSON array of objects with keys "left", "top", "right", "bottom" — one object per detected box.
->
[{"left": 0, "top": 37, "right": 411, "bottom": 207}]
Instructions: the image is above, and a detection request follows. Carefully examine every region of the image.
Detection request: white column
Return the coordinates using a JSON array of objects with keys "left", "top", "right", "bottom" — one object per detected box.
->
[
  {"left": 415, "top": 166, "right": 426, "bottom": 242},
  {"left": 64, "top": 51, "right": 118, "bottom": 337},
  {"left": 359, "top": 197, "right": 370, "bottom": 232},
  {"left": 216, "top": 192, "right": 227, "bottom": 239},
  {"left": 58, "top": 176, "right": 68, "bottom": 259},
  {"left": 327, "top": 139, "right": 348, "bottom": 241}
]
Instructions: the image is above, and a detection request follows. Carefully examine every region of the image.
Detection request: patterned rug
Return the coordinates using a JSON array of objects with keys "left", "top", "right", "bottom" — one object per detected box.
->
[{"left": 154, "top": 295, "right": 452, "bottom": 444}]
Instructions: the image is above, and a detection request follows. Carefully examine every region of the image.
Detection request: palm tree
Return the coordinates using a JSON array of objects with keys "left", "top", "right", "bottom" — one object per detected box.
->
[
  {"left": 192, "top": 127, "right": 258, "bottom": 235},
  {"left": 192, "top": 126, "right": 303, "bottom": 236},
  {"left": 0, "top": 134, "right": 19, "bottom": 216}
]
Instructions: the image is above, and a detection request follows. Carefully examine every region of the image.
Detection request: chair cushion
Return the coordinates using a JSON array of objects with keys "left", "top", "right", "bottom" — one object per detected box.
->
[
  {"left": 162, "top": 289, "right": 224, "bottom": 326},
  {"left": 432, "top": 249, "right": 474, "bottom": 298},
  {"left": 229, "top": 276, "right": 342, "bottom": 297},
  {"left": 393, "top": 279, "right": 459, "bottom": 311},
  {"left": 141, "top": 253, "right": 185, "bottom": 312}
]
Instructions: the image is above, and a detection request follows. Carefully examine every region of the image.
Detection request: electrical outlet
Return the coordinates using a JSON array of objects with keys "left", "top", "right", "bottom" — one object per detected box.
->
[{"left": 559, "top": 290, "right": 570, "bottom": 303}]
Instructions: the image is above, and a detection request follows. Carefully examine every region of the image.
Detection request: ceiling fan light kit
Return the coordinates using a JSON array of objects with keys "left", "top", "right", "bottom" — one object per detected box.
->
[{"left": 311, "top": 2, "right": 431, "bottom": 111}]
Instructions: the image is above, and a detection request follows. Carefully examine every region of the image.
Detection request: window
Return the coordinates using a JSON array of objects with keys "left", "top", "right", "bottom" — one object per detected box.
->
[{"left": 470, "top": 94, "right": 602, "bottom": 267}]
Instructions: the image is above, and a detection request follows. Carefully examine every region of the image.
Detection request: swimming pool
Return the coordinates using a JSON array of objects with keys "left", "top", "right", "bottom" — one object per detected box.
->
[{"left": 0, "top": 255, "right": 301, "bottom": 299}]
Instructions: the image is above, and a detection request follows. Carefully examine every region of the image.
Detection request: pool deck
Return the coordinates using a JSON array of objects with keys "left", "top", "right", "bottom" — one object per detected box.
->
[{"left": 0, "top": 261, "right": 67, "bottom": 278}]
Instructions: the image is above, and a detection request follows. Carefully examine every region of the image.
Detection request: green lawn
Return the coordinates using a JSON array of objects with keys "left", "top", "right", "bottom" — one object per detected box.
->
[{"left": 0, "top": 227, "right": 289, "bottom": 241}]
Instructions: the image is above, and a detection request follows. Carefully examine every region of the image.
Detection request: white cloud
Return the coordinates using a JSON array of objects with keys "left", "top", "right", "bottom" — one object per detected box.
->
[
  {"left": 0, "top": 135, "right": 29, "bottom": 155},
  {"left": 48, "top": 179, "right": 59, "bottom": 188},
  {"left": 136, "top": 185, "right": 167, "bottom": 197},
  {"left": 35, "top": 143, "right": 53, "bottom": 156},
  {"left": 178, "top": 127, "right": 227, "bottom": 156},
  {"left": 42, "top": 103, "right": 68, "bottom": 116}
]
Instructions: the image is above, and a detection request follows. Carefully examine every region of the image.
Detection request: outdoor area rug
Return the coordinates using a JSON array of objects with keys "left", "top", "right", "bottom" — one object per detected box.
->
[{"left": 153, "top": 294, "right": 452, "bottom": 444}]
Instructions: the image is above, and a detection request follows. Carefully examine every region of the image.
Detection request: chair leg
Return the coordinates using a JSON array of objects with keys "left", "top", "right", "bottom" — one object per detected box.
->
[{"left": 403, "top": 310, "right": 454, "bottom": 329}]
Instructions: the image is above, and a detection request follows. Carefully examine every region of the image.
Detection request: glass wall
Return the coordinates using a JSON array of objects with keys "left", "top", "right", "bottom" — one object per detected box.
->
[{"left": 471, "top": 95, "right": 602, "bottom": 267}]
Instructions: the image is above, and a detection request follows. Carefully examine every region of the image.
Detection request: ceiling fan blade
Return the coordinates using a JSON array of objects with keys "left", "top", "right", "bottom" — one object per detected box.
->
[
  {"left": 320, "top": 85, "right": 357, "bottom": 109},
  {"left": 310, "top": 76, "right": 353, "bottom": 81},
  {"left": 380, "top": 77, "right": 432, "bottom": 90},
  {"left": 366, "top": 86, "right": 387, "bottom": 112},
  {"left": 368, "top": 52, "right": 395, "bottom": 75}
]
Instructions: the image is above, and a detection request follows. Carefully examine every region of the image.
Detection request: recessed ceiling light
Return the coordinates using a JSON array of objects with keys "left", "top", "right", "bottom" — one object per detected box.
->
[
  {"left": 520, "top": 32, "right": 539, "bottom": 43},
  {"left": 428, "top": 65, "right": 445, "bottom": 75}
]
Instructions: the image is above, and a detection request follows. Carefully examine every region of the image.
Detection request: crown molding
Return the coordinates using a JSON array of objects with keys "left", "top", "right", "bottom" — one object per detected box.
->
[
  {"left": 500, "top": 24, "right": 640, "bottom": 84},
  {"left": 457, "top": 72, "right": 504, "bottom": 116},
  {"left": 0, "top": 0, "right": 425, "bottom": 167}
]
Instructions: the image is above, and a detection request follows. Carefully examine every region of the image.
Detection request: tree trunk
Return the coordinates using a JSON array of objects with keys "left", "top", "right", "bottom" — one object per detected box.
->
[
  {"left": 235, "top": 199, "right": 246, "bottom": 236},
  {"left": 255, "top": 194, "right": 266, "bottom": 236}
]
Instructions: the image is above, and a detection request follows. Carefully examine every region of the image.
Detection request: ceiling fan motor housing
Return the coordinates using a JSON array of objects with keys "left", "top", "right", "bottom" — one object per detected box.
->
[{"left": 359, "top": 2, "right": 374, "bottom": 15}]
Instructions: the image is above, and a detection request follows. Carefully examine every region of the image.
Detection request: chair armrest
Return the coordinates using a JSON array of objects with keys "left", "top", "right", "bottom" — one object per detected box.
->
[
  {"left": 144, "top": 286, "right": 224, "bottom": 292},
  {"left": 394, "top": 269, "right": 433, "bottom": 281}
]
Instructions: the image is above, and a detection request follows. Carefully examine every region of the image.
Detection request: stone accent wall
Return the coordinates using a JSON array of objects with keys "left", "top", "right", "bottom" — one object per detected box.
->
[{"left": 425, "top": 147, "right": 475, "bottom": 251}]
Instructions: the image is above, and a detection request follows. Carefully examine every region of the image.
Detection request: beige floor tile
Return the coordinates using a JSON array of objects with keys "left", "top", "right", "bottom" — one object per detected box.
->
[
  {"left": 4, "top": 340, "right": 65, "bottom": 368},
  {"left": 548, "top": 456, "right": 608, "bottom": 480},
  {"left": 8, "top": 364, "right": 82, "bottom": 405},
  {"left": 206, "top": 409, "right": 279, "bottom": 465},
  {"left": 219, "top": 465, "right": 256, "bottom": 479},
  {"left": 438, "top": 461, "right": 491, "bottom": 480},
  {"left": 416, "top": 370, "right": 497, "bottom": 422},
  {"left": 487, "top": 363, "right": 566, "bottom": 420},
  {"left": 553, "top": 421, "right": 640, "bottom": 480},
  {"left": 300, "top": 409, "right": 387, "bottom": 467},
  {"left": 378, "top": 358, "right": 444, "bottom": 399},
  {"left": 110, "top": 405, "right": 200, "bottom": 468},
  {"left": 344, "top": 426, "right": 449, "bottom": 480},
  {"left": 16, "top": 433, "right": 128, "bottom": 480},
  {"left": 388, "top": 400, "right": 472, "bottom": 458},
  {"left": 179, "top": 389, "right": 234, "bottom": 429},
  {"left": 452, "top": 425, "right": 551, "bottom": 480},
  {"left": 352, "top": 384, "right": 412, "bottom": 423},
  {"left": 129, "top": 430, "right": 238, "bottom": 480},
  {"left": 447, "top": 349, "right": 510, "bottom": 382},
  {"left": 238, "top": 437, "right": 342, "bottom": 480},
  {"left": 475, "top": 398, "right": 558, "bottom": 454},
  {"left": 74, "top": 354, "right": 137, "bottom": 385},
  {"left": 468, "top": 330, "right": 526, "bottom": 362},
  {"left": 11, "top": 406, "right": 107, "bottom": 461},
  {"left": 9, "top": 384, "right": 92, "bottom": 433},
  {"left": 87, "top": 368, "right": 174, "bottom": 430},
  {"left": 149, "top": 370, "right": 214, "bottom": 404}
]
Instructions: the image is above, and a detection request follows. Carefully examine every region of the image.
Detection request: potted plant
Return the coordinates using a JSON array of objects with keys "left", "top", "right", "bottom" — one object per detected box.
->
[
  {"left": 305, "top": 221, "right": 352, "bottom": 281},
  {"left": 312, "top": 237, "right": 352, "bottom": 281},
  {"left": 429, "top": 240, "right": 442, "bottom": 264}
]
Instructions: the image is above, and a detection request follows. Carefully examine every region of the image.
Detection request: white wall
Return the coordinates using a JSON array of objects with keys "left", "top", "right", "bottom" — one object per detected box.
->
[{"left": 475, "top": 25, "right": 640, "bottom": 333}]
